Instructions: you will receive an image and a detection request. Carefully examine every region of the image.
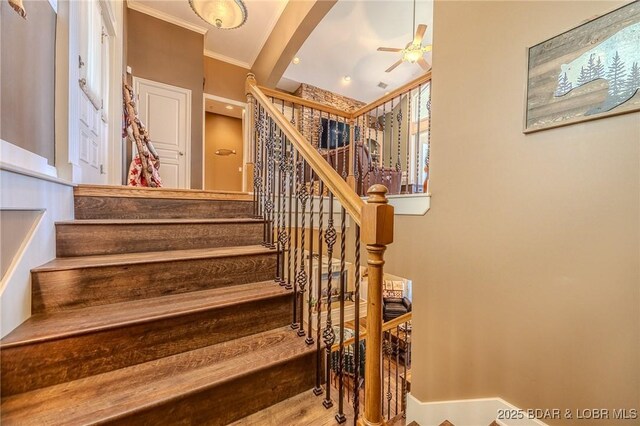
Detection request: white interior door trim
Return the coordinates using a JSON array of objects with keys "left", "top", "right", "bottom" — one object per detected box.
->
[{"left": 133, "top": 76, "right": 191, "bottom": 189}]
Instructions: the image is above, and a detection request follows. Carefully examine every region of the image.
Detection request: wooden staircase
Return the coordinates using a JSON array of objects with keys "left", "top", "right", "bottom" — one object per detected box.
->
[{"left": 0, "top": 185, "right": 316, "bottom": 425}]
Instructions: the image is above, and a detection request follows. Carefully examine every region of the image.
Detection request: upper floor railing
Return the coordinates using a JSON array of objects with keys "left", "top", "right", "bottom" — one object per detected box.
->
[{"left": 255, "top": 72, "right": 432, "bottom": 198}]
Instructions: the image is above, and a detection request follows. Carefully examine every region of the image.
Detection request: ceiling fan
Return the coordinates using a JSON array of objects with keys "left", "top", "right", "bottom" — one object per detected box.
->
[{"left": 377, "top": 0, "right": 432, "bottom": 73}]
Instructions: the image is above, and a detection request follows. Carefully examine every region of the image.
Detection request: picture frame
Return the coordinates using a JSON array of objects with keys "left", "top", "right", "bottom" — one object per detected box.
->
[{"left": 524, "top": 1, "right": 640, "bottom": 133}]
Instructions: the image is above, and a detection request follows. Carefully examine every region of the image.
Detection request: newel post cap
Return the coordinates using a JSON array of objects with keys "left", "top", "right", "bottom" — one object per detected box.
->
[
  {"left": 245, "top": 73, "right": 257, "bottom": 95},
  {"left": 361, "top": 185, "right": 394, "bottom": 246}
]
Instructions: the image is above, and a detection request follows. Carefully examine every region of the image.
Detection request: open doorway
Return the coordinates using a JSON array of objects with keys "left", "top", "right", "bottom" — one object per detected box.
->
[{"left": 204, "top": 97, "right": 245, "bottom": 192}]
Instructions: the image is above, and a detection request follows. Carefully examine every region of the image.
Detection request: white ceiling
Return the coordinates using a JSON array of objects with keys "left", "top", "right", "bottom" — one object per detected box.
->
[
  {"left": 279, "top": 0, "right": 433, "bottom": 103},
  {"left": 128, "top": 0, "right": 288, "bottom": 68}
]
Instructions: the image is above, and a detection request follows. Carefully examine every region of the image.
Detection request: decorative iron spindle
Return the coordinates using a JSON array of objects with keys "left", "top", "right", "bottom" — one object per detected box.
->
[
  {"left": 296, "top": 154, "right": 309, "bottom": 336},
  {"left": 386, "top": 333, "right": 392, "bottom": 419},
  {"left": 264, "top": 116, "right": 275, "bottom": 248},
  {"left": 323, "top": 193, "right": 337, "bottom": 409},
  {"left": 275, "top": 128, "right": 285, "bottom": 285},
  {"left": 341, "top": 117, "right": 348, "bottom": 180},
  {"left": 254, "top": 102, "right": 262, "bottom": 219},
  {"left": 353, "top": 224, "right": 361, "bottom": 423},
  {"left": 335, "top": 205, "right": 347, "bottom": 424},
  {"left": 425, "top": 85, "right": 432, "bottom": 193},
  {"left": 388, "top": 98, "right": 394, "bottom": 168},
  {"left": 415, "top": 84, "right": 422, "bottom": 192},
  {"left": 396, "top": 98, "right": 402, "bottom": 173},
  {"left": 313, "top": 181, "right": 325, "bottom": 397},
  {"left": 382, "top": 102, "right": 386, "bottom": 169},
  {"left": 395, "top": 324, "right": 400, "bottom": 416},
  {"left": 306, "top": 168, "right": 315, "bottom": 346},
  {"left": 287, "top": 139, "right": 294, "bottom": 291},
  {"left": 405, "top": 89, "right": 412, "bottom": 193}
]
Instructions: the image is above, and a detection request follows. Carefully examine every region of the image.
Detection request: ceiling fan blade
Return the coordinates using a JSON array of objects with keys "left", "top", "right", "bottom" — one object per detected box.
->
[
  {"left": 414, "top": 24, "right": 427, "bottom": 45},
  {"left": 418, "top": 57, "right": 431, "bottom": 71},
  {"left": 386, "top": 59, "right": 403, "bottom": 73},
  {"left": 377, "top": 47, "right": 403, "bottom": 52}
]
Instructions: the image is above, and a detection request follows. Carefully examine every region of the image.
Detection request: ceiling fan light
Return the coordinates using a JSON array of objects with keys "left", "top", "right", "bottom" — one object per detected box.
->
[
  {"left": 189, "top": 0, "right": 248, "bottom": 30},
  {"left": 402, "top": 46, "right": 423, "bottom": 63}
]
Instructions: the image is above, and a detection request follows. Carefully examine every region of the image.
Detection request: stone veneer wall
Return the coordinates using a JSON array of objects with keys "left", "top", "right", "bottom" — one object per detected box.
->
[{"left": 292, "top": 84, "right": 365, "bottom": 145}]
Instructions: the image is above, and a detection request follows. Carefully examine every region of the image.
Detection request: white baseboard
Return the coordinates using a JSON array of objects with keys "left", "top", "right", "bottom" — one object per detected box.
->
[
  {"left": 0, "top": 169, "right": 74, "bottom": 337},
  {"left": 407, "top": 393, "right": 547, "bottom": 426}
]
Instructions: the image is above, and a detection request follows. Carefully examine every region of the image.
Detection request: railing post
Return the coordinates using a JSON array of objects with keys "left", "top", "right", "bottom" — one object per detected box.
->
[{"left": 359, "top": 184, "right": 394, "bottom": 426}]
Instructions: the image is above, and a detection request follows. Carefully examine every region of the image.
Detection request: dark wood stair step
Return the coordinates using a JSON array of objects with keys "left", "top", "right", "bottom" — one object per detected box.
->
[
  {"left": 1, "top": 327, "right": 316, "bottom": 425},
  {"left": 74, "top": 195, "right": 253, "bottom": 220},
  {"left": 1, "top": 281, "right": 291, "bottom": 396},
  {"left": 32, "top": 245, "right": 277, "bottom": 313},
  {"left": 55, "top": 218, "right": 265, "bottom": 257},
  {"left": 74, "top": 184, "right": 253, "bottom": 201}
]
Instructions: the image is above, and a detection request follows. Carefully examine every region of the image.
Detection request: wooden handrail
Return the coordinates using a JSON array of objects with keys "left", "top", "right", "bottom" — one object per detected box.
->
[
  {"left": 247, "top": 75, "right": 364, "bottom": 225},
  {"left": 331, "top": 311, "right": 412, "bottom": 351},
  {"left": 259, "top": 85, "right": 352, "bottom": 119},
  {"left": 258, "top": 71, "right": 431, "bottom": 121},
  {"left": 351, "top": 71, "right": 431, "bottom": 118}
]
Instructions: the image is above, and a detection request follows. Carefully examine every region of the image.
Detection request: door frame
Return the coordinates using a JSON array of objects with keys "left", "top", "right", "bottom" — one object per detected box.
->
[
  {"left": 133, "top": 76, "right": 192, "bottom": 189},
  {"left": 202, "top": 94, "right": 247, "bottom": 191}
]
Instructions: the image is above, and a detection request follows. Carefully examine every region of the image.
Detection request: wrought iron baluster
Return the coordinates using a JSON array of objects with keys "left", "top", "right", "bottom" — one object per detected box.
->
[
  {"left": 415, "top": 84, "right": 422, "bottom": 192},
  {"left": 313, "top": 180, "right": 325, "bottom": 397},
  {"left": 402, "top": 320, "right": 409, "bottom": 416},
  {"left": 395, "top": 325, "right": 400, "bottom": 416},
  {"left": 381, "top": 103, "right": 386, "bottom": 170},
  {"left": 425, "top": 84, "right": 432, "bottom": 193},
  {"left": 267, "top": 118, "right": 275, "bottom": 248},
  {"left": 323, "top": 193, "right": 336, "bottom": 409},
  {"left": 275, "top": 128, "right": 285, "bottom": 285},
  {"left": 335, "top": 205, "right": 347, "bottom": 423},
  {"left": 405, "top": 89, "right": 412, "bottom": 193},
  {"left": 386, "top": 332, "right": 392, "bottom": 420},
  {"left": 353, "top": 224, "right": 361, "bottom": 424},
  {"left": 296, "top": 153, "right": 309, "bottom": 336},
  {"left": 306, "top": 167, "right": 315, "bottom": 346},
  {"left": 389, "top": 98, "right": 394, "bottom": 168},
  {"left": 341, "top": 116, "right": 348, "bottom": 180},
  {"left": 396, "top": 96, "right": 402, "bottom": 173}
]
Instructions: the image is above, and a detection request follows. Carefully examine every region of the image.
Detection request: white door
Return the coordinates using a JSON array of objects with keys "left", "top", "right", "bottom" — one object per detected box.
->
[
  {"left": 133, "top": 77, "right": 191, "bottom": 189},
  {"left": 75, "top": 0, "right": 109, "bottom": 184}
]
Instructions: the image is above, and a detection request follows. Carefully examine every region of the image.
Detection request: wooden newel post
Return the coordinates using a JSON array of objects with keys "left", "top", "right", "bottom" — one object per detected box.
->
[{"left": 360, "top": 184, "right": 394, "bottom": 426}]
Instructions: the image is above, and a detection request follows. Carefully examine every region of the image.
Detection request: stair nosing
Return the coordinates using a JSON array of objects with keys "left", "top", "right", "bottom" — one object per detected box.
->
[
  {"left": 1, "top": 282, "right": 289, "bottom": 349},
  {"left": 0, "top": 327, "right": 314, "bottom": 424},
  {"left": 32, "top": 245, "right": 276, "bottom": 272}
]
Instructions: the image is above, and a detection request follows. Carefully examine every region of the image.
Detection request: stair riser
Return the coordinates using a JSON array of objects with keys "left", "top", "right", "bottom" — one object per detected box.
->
[
  {"left": 75, "top": 196, "right": 254, "bottom": 220},
  {"left": 56, "top": 222, "right": 264, "bottom": 257},
  {"left": 106, "top": 353, "right": 316, "bottom": 426},
  {"left": 32, "top": 253, "right": 277, "bottom": 314},
  {"left": 1, "top": 294, "right": 292, "bottom": 396}
]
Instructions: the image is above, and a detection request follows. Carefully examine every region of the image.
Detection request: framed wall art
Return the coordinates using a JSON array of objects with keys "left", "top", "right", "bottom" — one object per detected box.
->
[{"left": 524, "top": 1, "right": 640, "bottom": 133}]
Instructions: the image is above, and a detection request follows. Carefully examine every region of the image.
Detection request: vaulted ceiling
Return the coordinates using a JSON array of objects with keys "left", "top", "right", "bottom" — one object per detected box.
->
[{"left": 279, "top": 0, "right": 433, "bottom": 103}]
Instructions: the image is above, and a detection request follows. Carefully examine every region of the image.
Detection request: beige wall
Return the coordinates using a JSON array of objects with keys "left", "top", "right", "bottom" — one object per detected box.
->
[
  {"left": 1, "top": 0, "right": 56, "bottom": 164},
  {"left": 126, "top": 9, "right": 204, "bottom": 188},
  {"left": 386, "top": 1, "right": 640, "bottom": 423},
  {"left": 204, "top": 113, "right": 243, "bottom": 191},
  {"left": 204, "top": 56, "right": 250, "bottom": 103}
]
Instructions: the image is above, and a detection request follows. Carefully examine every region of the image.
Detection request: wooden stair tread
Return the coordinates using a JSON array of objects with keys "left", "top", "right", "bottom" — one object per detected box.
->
[
  {"left": 33, "top": 245, "right": 275, "bottom": 271},
  {"left": 1, "top": 281, "right": 287, "bottom": 348},
  {"left": 55, "top": 217, "right": 263, "bottom": 225},
  {"left": 1, "top": 327, "right": 313, "bottom": 424},
  {"left": 74, "top": 184, "right": 253, "bottom": 201}
]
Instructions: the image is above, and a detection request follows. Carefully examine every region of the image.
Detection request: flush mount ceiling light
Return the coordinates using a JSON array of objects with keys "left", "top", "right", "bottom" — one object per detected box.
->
[
  {"left": 225, "top": 105, "right": 234, "bottom": 110},
  {"left": 343, "top": 76, "right": 351, "bottom": 82},
  {"left": 292, "top": 57, "right": 300, "bottom": 65},
  {"left": 189, "top": 0, "right": 248, "bottom": 30}
]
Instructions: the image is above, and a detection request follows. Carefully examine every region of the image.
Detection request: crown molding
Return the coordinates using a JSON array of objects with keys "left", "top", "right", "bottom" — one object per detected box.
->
[
  {"left": 204, "top": 49, "right": 251, "bottom": 70},
  {"left": 127, "top": 0, "right": 208, "bottom": 35}
]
